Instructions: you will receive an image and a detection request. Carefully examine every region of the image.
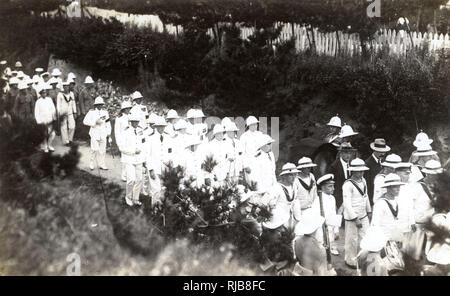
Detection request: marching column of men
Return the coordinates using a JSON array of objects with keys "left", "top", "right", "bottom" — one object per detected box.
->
[{"left": 1, "top": 61, "right": 448, "bottom": 275}]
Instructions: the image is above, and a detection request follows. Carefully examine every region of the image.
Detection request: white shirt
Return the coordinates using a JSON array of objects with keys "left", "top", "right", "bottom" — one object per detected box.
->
[
  {"left": 340, "top": 157, "right": 350, "bottom": 179},
  {"left": 250, "top": 150, "right": 276, "bottom": 194},
  {"left": 371, "top": 197, "right": 403, "bottom": 241},
  {"left": 294, "top": 174, "right": 319, "bottom": 211},
  {"left": 146, "top": 130, "right": 174, "bottom": 174},
  {"left": 412, "top": 183, "right": 435, "bottom": 224},
  {"left": 240, "top": 130, "right": 264, "bottom": 159},
  {"left": 56, "top": 92, "right": 76, "bottom": 117},
  {"left": 397, "top": 183, "right": 417, "bottom": 232},
  {"left": 181, "top": 148, "right": 206, "bottom": 188},
  {"left": 320, "top": 192, "right": 339, "bottom": 234},
  {"left": 34, "top": 96, "right": 56, "bottom": 125}
]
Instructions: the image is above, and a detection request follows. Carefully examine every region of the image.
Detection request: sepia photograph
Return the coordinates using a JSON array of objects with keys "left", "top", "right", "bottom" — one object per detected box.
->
[{"left": 0, "top": 0, "right": 449, "bottom": 280}]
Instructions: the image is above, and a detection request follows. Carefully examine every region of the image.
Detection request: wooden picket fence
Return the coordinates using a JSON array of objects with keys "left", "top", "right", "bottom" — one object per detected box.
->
[{"left": 43, "top": 6, "right": 450, "bottom": 57}]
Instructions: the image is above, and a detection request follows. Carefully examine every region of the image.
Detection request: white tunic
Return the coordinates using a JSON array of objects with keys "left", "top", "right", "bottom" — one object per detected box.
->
[
  {"left": 180, "top": 148, "right": 206, "bottom": 188},
  {"left": 34, "top": 97, "right": 56, "bottom": 125},
  {"left": 412, "top": 183, "right": 435, "bottom": 224},
  {"left": 83, "top": 109, "right": 111, "bottom": 141},
  {"left": 56, "top": 92, "right": 76, "bottom": 117},
  {"left": 397, "top": 183, "right": 417, "bottom": 233},
  {"left": 146, "top": 131, "right": 174, "bottom": 175},
  {"left": 264, "top": 182, "right": 302, "bottom": 229},
  {"left": 294, "top": 174, "right": 319, "bottom": 211},
  {"left": 204, "top": 138, "right": 233, "bottom": 182},
  {"left": 240, "top": 130, "right": 263, "bottom": 158},
  {"left": 114, "top": 114, "right": 129, "bottom": 150},
  {"left": 320, "top": 192, "right": 340, "bottom": 235},
  {"left": 120, "top": 126, "right": 146, "bottom": 165},
  {"left": 371, "top": 197, "right": 403, "bottom": 241},
  {"left": 249, "top": 150, "right": 276, "bottom": 194}
]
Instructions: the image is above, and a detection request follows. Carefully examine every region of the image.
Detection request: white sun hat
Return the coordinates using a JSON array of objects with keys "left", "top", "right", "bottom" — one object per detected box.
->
[
  {"left": 132, "top": 91, "right": 144, "bottom": 100},
  {"left": 67, "top": 72, "right": 76, "bottom": 80},
  {"left": 280, "top": 163, "right": 300, "bottom": 176},
  {"left": 395, "top": 162, "right": 412, "bottom": 170},
  {"left": 186, "top": 108, "right": 196, "bottom": 119},
  {"left": 327, "top": 115, "right": 342, "bottom": 128},
  {"left": 62, "top": 80, "right": 71, "bottom": 86},
  {"left": 9, "top": 77, "right": 20, "bottom": 85},
  {"left": 415, "top": 143, "right": 437, "bottom": 157},
  {"left": 174, "top": 119, "right": 188, "bottom": 130},
  {"left": 413, "top": 131, "right": 433, "bottom": 147},
  {"left": 128, "top": 111, "right": 141, "bottom": 122},
  {"left": 263, "top": 203, "right": 291, "bottom": 230},
  {"left": 67, "top": 77, "right": 76, "bottom": 84},
  {"left": 360, "top": 226, "right": 388, "bottom": 252},
  {"left": 348, "top": 158, "right": 369, "bottom": 171},
  {"left": 15, "top": 61, "right": 23, "bottom": 68},
  {"left": 148, "top": 113, "right": 159, "bottom": 125},
  {"left": 153, "top": 116, "right": 167, "bottom": 127},
  {"left": 48, "top": 77, "right": 58, "bottom": 85},
  {"left": 421, "top": 160, "right": 444, "bottom": 175},
  {"left": 16, "top": 71, "right": 25, "bottom": 79},
  {"left": 381, "top": 173, "right": 405, "bottom": 188},
  {"left": 166, "top": 109, "right": 179, "bottom": 119},
  {"left": 84, "top": 76, "right": 94, "bottom": 84},
  {"left": 381, "top": 154, "right": 402, "bottom": 168},
  {"left": 40, "top": 72, "right": 50, "bottom": 78},
  {"left": 246, "top": 115, "right": 259, "bottom": 126},
  {"left": 370, "top": 138, "right": 391, "bottom": 153},
  {"left": 294, "top": 215, "right": 325, "bottom": 236},
  {"left": 317, "top": 174, "right": 335, "bottom": 186},
  {"left": 257, "top": 134, "right": 275, "bottom": 149},
  {"left": 120, "top": 101, "right": 132, "bottom": 110},
  {"left": 36, "top": 83, "right": 51, "bottom": 94},
  {"left": 194, "top": 109, "right": 206, "bottom": 118},
  {"left": 51, "top": 68, "right": 62, "bottom": 76},
  {"left": 297, "top": 157, "right": 317, "bottom": 169},
  {"left": 224, "top": 121, "right": 239, "bottom": 132},
  {"left": 426, "top": 242, "right": 450, "bottom": 265},
  {"left": 185, "top": 135, "right": 202, "bottom": 148},
  {"left": 340, "top": 124, "right": 358, "bottom": 138},
  {"left": 0, "top": 60, "right": 7, "bottom": 65},
  {"left": 221, "top": 117, "right": 232, "bottom": 126},
  {"left": 212, "top": 123, "right": 225, "bottom": 135},
  {"left": 35, "top": 67, "right": 44, "bottom": 73},
  {"left": 18, "top": 82, "right": 28, "bottom": 90},
  {"left": 94, "top": 96, "right": 105, "bottom": 105}
]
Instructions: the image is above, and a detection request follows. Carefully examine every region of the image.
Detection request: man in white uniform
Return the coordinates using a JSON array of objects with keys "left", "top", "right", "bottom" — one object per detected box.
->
[
  {"left": 120, "top": 112, "right": 146, "bottom": 206},
  {"left": 115, "top": 101, "right": 132, "bottom": 181},
  {"left": 56, "top": 81, "right": 77, "bottom": 145},
  {"left": 34, "top": 83, "right": 56, "bottom": 153},
  {"left": 83, "top": 96, "right": 111, "bottom": 170},
  {"left": 373, "top": 154, "right": 401, "bottom": 204}
]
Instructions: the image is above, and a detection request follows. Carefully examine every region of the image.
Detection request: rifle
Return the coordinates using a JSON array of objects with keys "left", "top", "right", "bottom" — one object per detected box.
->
[{"left": 318, "top": 190, "right": 333, "bottom": 270}]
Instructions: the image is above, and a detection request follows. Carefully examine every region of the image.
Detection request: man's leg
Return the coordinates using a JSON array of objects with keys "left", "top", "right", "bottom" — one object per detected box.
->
[
  {"left": 98, "top": 139, "right": 107, "bottom": 169},
  {"left": 125, "top": 162, "right": 135, "bottom": 206},
  {"left": 60, "top": 116, "right": 69, "bottom": 144},
  {"left": 133, "top": 163, "right": 143, "bottom": 204},
  {"left": 121, "top": 160, "right": 127, "bottom": 182},
  {"left": 344, "top": 220, "right": 358, "bottom": 267},
  {"left": 48, "top": 124, "right": 56, "bottom": 150},
  {"left": 68, "top": 114, "right": 76, "bottom": 142},
  {"left": 90, "top": 138, "right": 98, "bottom": 170}
]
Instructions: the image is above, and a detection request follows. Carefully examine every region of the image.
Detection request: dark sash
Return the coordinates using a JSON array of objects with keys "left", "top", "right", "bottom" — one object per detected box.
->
[
  {"left": 381, "top": 198, "right": 398, "bottom": 218},
  {"left": 348, "top": 179, "right": 367, "bottom": 196},
  {"left": 280, "top": 184, "right": 294, "bottom": 202},
  {"left": 297, "top": 176, "right": 315, "bottom": 192}
]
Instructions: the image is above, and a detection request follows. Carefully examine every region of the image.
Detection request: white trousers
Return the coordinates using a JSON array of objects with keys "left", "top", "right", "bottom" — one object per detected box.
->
[
  {"left": 41, "top": 123, "right": 56, "bottom": 150},
  {"left": 60, "top": 114, "right": 75, "bottom": 144},
  {"left": 125, "top": 162, "right": 143, "bottom": 203},
  {"left": 90, "top": 138, "right": 106, "bottom": 167},
  {"left": 345, "top": 216, "right": 369, "bottom": 266},
  {"left": 148, "top": 169, "right": 162, "bottom": 204}
]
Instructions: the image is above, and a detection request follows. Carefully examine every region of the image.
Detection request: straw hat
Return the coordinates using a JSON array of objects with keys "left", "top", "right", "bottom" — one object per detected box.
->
[
  {"left": 395, "top": 162, "right": 412, "bottom": 170},
  {"left": 381, "top": 154, "right": 402, "bottom": 168},
  {"left": 297, "top": 157, "right": 317, "bottom": 169},
  {"left": 84, "top": 76, "right": 94, "bottom": 84},
  {"left": 280, "top": 163, "right": 300, "bottom": 176},
  {"left": 317, "top": 174, "right": 335, "bottom": 186},
  {"left": 120, "top": 101, "right": 132, "bottom": 110},
  {"left": 263, "top": 203, "right": 291, "bottom": 230},
  {"left": 166, "top": 109, "right": 179, "bottom": 119},
  {"left": 294, "top": 215, "right": 325, "bottom": 236},
  {"left": 246, "top": 116, "right": 259, "bottom": 126},
  {"left": 18, "top": 82, "right": 28, "bottom": 90},
  {"left": 381, "top": 173, "right": 405, "bottom": 188},
  {"left": 421, "top": 160, "right": 444, "bottom": 175},
  {"left": 370, "top": 138, "right": 391, "bottom": 153},
  {"left": 360, "top": 226, "right": 388, "bottom": 252},
  {"left": 348, "top": 158, "right": 369, "bottom": 171},
  {"left": 415, "top": 143, "right": 437, "bottom": 157},
  {"left": 327, "top": 115, "right": 342, "bottom": 128},
  {"left": 212, "top": 124, "right": 225, "bottom": 136},
  {"left": 132, "top": 91, "right": 143, "bottom": 100},
  {"left": 413, "top": 131, "right": 433, "bottom": 147},
  {"left": 8, "top": 77, "right": 19, "bottom": 85},
  {"left": 93, "top": 96, "right": 105, "bottom": 105}
]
